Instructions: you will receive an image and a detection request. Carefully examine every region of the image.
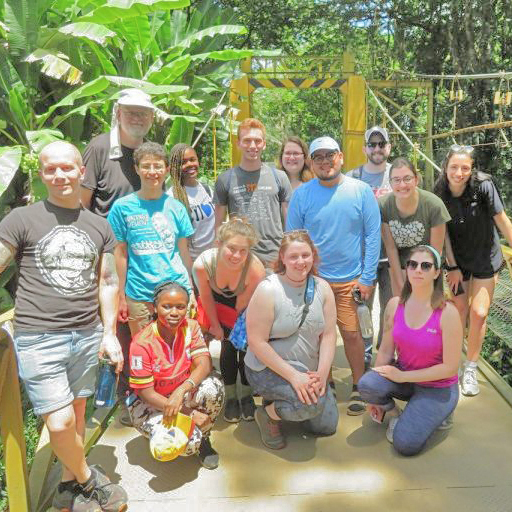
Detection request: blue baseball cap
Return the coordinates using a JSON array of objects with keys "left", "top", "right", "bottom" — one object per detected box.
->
[{"left": 309, "top": 136, "right": 340, "bottom": 156}]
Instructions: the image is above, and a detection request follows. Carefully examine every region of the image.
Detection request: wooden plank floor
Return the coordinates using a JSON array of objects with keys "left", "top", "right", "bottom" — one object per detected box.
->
[{"left": 84, "top": 335, "right": 512, "bottom": 512}]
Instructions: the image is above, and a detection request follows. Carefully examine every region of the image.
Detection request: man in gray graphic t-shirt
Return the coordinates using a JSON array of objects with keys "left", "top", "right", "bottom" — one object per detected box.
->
[{"left": 214, "top": 118, "right": 292, "bottom": 267}]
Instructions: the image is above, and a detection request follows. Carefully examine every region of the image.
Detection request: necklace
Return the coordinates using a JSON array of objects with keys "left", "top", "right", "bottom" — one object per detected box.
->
[{"left": 284, "top": 273, "right": 307, "bottom": 284}]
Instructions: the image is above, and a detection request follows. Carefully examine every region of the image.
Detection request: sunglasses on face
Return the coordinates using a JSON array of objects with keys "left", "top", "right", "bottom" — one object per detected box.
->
[
  {"left": 367, "top": 141, "right": 387, "bottom": 149},
  {"left": 406, "top": 259, "right": 434, "bottom": 272},
  {"left": 450, "top": 144, "right": 474, "bottom": 154}
]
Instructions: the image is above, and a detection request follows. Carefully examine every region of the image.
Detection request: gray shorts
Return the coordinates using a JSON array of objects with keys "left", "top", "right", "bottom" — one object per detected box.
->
[{"left": 14, "top": 325, "right": 103, "bottom": 416}]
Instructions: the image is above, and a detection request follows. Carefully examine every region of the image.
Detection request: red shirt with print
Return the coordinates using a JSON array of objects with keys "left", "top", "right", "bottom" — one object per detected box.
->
[{"left": 129, "top": 318, "right": 209, "bottom": 396}]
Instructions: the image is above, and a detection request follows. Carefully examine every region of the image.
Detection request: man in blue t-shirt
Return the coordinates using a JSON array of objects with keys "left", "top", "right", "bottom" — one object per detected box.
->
[
  {"left": 287, "top": 136, "right": 381, "bottom": 415},
  {"left": 108, "top": 142, "right": 194, "bottom": 336}
]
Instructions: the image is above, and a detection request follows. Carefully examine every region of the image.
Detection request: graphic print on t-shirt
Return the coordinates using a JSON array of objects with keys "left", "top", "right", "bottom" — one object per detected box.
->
[
  {"left": 388, "top": 219, "right": 425, "bottom": 248},
  {"left": 35, "top": 225, "right": 98, "bottom": 296}
]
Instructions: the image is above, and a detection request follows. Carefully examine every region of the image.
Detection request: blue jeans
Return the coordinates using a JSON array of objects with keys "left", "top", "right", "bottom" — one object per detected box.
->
[
  {"left": 14, "top": 326, "right": 103, "bottom": 415},
  {"left": 358, "top": 370, "right": 459, "bottom": 456},
  {"left": 246, "top": 362, "right": 339, "bottom": 436}
]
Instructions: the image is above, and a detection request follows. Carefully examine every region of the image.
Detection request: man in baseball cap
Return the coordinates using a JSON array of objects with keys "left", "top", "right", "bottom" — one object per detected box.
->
[
  {"left": 347, "top": 126, "right": 393, "bottom": 368},
  {"left": 287, "top": 135, "right": 381, "bottom": 416}
]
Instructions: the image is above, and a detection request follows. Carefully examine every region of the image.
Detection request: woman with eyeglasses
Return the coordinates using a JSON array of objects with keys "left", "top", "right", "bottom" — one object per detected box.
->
[
  {"left": 358, "top": 245, "right": 462, "bottom": 456},
  {"left": 278, "top": 136, "right": 314, "bottom": 191},
  {"left": 379, "top": 157, "right": 451, "bottom": 296},
  {"left": 434, "top": 145, "right": 512, "bottom": 397}
]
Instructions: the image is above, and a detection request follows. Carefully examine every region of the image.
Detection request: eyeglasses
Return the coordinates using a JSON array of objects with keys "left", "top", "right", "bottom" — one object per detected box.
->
[
  {"left": 450, "top": 144, "right": 474, "bottom": 154},
  {"left": 367, "top": 141, "right": 388, "bottom": 149},
  {"left": 312, "top": 152, "right": 337, "bottom": 164},
  {"left": 121, "top": 109, "right": 153, "bottom": 120},
  {"left": 406, "top": 260, "right": 434, "bottom": 272},
  {"left": 390, "top": 175, "right": 416, "bottom": 185},
  {"left": 283, "top": 152, "right": 304, "bottom": 158},
  {"left": 139, "top": 163, "right": 167, "bottom": 172}
]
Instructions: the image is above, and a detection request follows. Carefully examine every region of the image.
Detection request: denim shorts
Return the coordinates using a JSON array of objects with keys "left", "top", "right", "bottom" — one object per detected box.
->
[{"left": 13, "top": 325, "right": 103, "bottom": 416}]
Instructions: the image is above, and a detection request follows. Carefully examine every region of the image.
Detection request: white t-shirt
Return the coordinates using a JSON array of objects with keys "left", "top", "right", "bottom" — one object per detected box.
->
[{"left": 169, "top": 183, "right": 215, "bottom": 260}]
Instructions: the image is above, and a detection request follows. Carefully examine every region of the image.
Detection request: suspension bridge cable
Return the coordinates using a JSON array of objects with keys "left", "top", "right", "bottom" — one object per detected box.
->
[
  {"left": 365, "top": 81, "right": 441, "bottom": 173},
  {"left": 393, "top": 70, "right": 512, "bottom": 81}
]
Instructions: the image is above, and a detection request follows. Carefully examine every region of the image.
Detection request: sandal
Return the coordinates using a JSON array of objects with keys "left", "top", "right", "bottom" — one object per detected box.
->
[{"left": 347, "top": 389, "right": 366, "bottom": 416}]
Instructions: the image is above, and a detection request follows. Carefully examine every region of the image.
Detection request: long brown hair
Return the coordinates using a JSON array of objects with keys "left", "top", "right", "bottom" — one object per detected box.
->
[
  {"left": 399, "top": 245, "right": 445, "bottom": 310},
  {"left": 217, "top": 217, "right": 259, "bottom": 248},
  {"left": 278, "top": 136, "right": 314, "bottom": 183},
  {"left": 274, "top": 230, "right": 319, "bottom": 276}
]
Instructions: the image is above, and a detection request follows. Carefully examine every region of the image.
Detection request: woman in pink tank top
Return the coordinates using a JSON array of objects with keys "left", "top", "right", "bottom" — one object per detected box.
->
[{"left": 358, "top": 245, "right": 462, "bottom": 456}]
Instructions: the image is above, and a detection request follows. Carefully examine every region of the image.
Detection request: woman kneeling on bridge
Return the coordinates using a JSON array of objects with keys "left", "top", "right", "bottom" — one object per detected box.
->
[
  {"left": 358, "top": 245, "right": 462, "bottom": 456},
  {"left": 127, "top": 281, "right": 224, "bottom": 469},
  {"left": 244, "top": 231, "right": 339, "bottom": 450}
]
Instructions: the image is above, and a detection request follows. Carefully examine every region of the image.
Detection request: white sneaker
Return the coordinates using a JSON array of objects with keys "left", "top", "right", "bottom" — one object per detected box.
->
[
  {"left": 385, "top": 407, "right": 401, "bottom": 443},
  {"left": 461, "top": 366, "right": 480, "bottom": 396}
]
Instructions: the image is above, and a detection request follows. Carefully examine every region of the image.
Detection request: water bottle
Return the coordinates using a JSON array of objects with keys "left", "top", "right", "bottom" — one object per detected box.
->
[
  {"left": 352, "top": 288, "right": 374, "bottom": 340},
  {"left": 95, "top": 357, "right": 118, "bottom": 408}
]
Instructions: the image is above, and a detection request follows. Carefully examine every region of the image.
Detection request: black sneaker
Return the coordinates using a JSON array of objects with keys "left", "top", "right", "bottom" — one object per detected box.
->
[
  {"left": 81, "top": 465, "right": 128, "bottom": 512},
  {"left": 240, "top": 395, "right": 256, "bottom": 421},
  {"left": 198, "top": 436, "right": 219, "bottom": 469},
  {"left": 223, "top": 398, "right": 241, "bottom": 422},
  {"left": 52, "top": 480, "right": 101, "bottom": 512}
]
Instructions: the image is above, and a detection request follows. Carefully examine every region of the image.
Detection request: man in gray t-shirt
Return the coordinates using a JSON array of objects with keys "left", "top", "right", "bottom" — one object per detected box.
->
[
  {"left": 347, "top": 126, "right": 393, "bottom": 363},
  {"left": 214, "top": 118, "right": 292, "bottom": 267}
]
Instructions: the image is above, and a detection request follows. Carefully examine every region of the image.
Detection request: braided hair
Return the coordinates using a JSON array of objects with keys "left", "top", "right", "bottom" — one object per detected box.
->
[
  {"left": 169, "top": 143, "right": 193, "bottom": 216},
  {"left": 153, "top": 280, "right": 190, "bottom": 306}
]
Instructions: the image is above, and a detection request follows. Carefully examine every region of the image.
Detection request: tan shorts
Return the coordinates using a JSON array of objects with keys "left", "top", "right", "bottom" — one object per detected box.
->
[
  {"left": 126, "top": 296, "right": 154, "bottom": 336},
  {"left": 328, "top": 279, "right": 359, "bottom": 332}
]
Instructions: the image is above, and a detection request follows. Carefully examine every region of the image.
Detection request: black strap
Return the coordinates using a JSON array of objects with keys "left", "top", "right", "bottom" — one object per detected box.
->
[{"left": 297, "top": 275, "right": 315, "bottom": 330}]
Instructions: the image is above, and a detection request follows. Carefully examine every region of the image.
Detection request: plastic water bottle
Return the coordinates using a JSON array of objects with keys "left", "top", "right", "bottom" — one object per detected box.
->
[
  {"left": 352, "top": 288, "right": 374, "bottom": 340},
  {"left": 94, "top": 357, "right": 118, "bottom": 408}
]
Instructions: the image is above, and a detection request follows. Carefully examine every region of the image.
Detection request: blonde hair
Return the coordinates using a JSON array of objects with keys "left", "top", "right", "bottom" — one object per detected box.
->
[{"left": 217, "top": 217, "right": 259, "bottom": 248}]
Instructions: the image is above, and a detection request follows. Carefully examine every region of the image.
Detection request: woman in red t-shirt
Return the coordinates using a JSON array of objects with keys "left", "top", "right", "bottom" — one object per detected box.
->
[{"left": 127, "top": 281, "right": 224, "bottom": 469}]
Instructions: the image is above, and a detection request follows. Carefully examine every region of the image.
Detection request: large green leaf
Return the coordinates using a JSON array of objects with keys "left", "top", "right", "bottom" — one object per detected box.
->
[
  {"left": 145, "top": 56, "right": 191, "bottom": 84},
  {"left": 59, "top": 22, "right": 116, "bottom": 44},
  {"left": 178, "top": 24, "right": 247, "bottom": 50},
  {"left": 37, "top": 76, "right": 110, "bottom": 124},
  {"left": 25, "top": 48, "right": 83, "bottom": 85},
  {"left": 78, "top": 0, "right": 190, "bottom": 24},
  {"left": 175, "top": 96, "right": 202, "bottom": 114},
  {"left": 83, "top": 39, "right": 118, "bottom": 75},
  {"left": 120, "top": 16, "right": 151, "bottom": 54},
  {"left": 26, "top": 129, "right": 63, "bottom": 153},
  {"left": 104, "top": 75, "right": 189, "bottom": 95},
  {"left": 166, "top": 116, "right": 195, "bottom": 147},
  {"left": 0, "top": 146, "right": 22, "bottom": 192}
]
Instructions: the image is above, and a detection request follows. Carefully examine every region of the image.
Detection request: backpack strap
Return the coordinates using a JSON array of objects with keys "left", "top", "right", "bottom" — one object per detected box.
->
[
  {"left": 352, "top": 165, "right": 364, "bottom": 180},
  {"left": 297, "top": 275, "right": 315, "bottom": 330}
]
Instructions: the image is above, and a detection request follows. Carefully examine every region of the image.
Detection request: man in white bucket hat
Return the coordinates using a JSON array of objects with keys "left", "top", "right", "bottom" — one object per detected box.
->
[{"left": 81, "top": 88, "right": 155, "bottom": 217}]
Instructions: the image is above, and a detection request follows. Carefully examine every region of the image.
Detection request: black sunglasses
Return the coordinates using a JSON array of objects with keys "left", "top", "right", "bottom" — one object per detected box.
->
[
  {"left": 367, "top": 141, "right": 387, "bottom": 149},
  {"left": 406, "top": 259, "right": 434, "bottom": 272}
]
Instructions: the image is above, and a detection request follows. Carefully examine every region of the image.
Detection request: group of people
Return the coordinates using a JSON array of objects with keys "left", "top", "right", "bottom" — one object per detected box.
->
[{"left": 2, "top": 86, "right": 511, "bottom": 511}]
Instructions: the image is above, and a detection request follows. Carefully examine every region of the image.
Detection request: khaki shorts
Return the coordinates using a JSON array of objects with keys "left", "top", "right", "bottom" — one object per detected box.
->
[
  {"left": 126, "top": 296, "right": 154, "bottom": 336},
  {"left": 328, "top": 279, "right": 359, "bottom": 332}
]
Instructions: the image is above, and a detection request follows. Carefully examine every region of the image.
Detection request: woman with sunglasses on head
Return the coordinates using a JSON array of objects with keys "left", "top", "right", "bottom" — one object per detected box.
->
[
  {"left": 244, "top": 231, "right": 338, "bottom": 450},
  {"left": 193, "top": 217, "right": 266, "bottom": 423},
  {"left": 358, "top": 245, "right": 462, "bottom": 456},
  {"left": 168, "top": 143, "right": 215, "bottom": 261},
  {"left": 434, "top": 145, "right": 512, "bottom": 396},
  {"left": 380, "top": 157, "right": 451, "bottom": 296},
  {"left": 278, "top": 136, "right": 314, "bottom": 191}
]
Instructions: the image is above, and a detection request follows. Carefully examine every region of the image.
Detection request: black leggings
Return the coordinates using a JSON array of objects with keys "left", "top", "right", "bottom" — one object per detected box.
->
[{"left": 220, "top": 325, "right": 248, "bottom": 386}]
